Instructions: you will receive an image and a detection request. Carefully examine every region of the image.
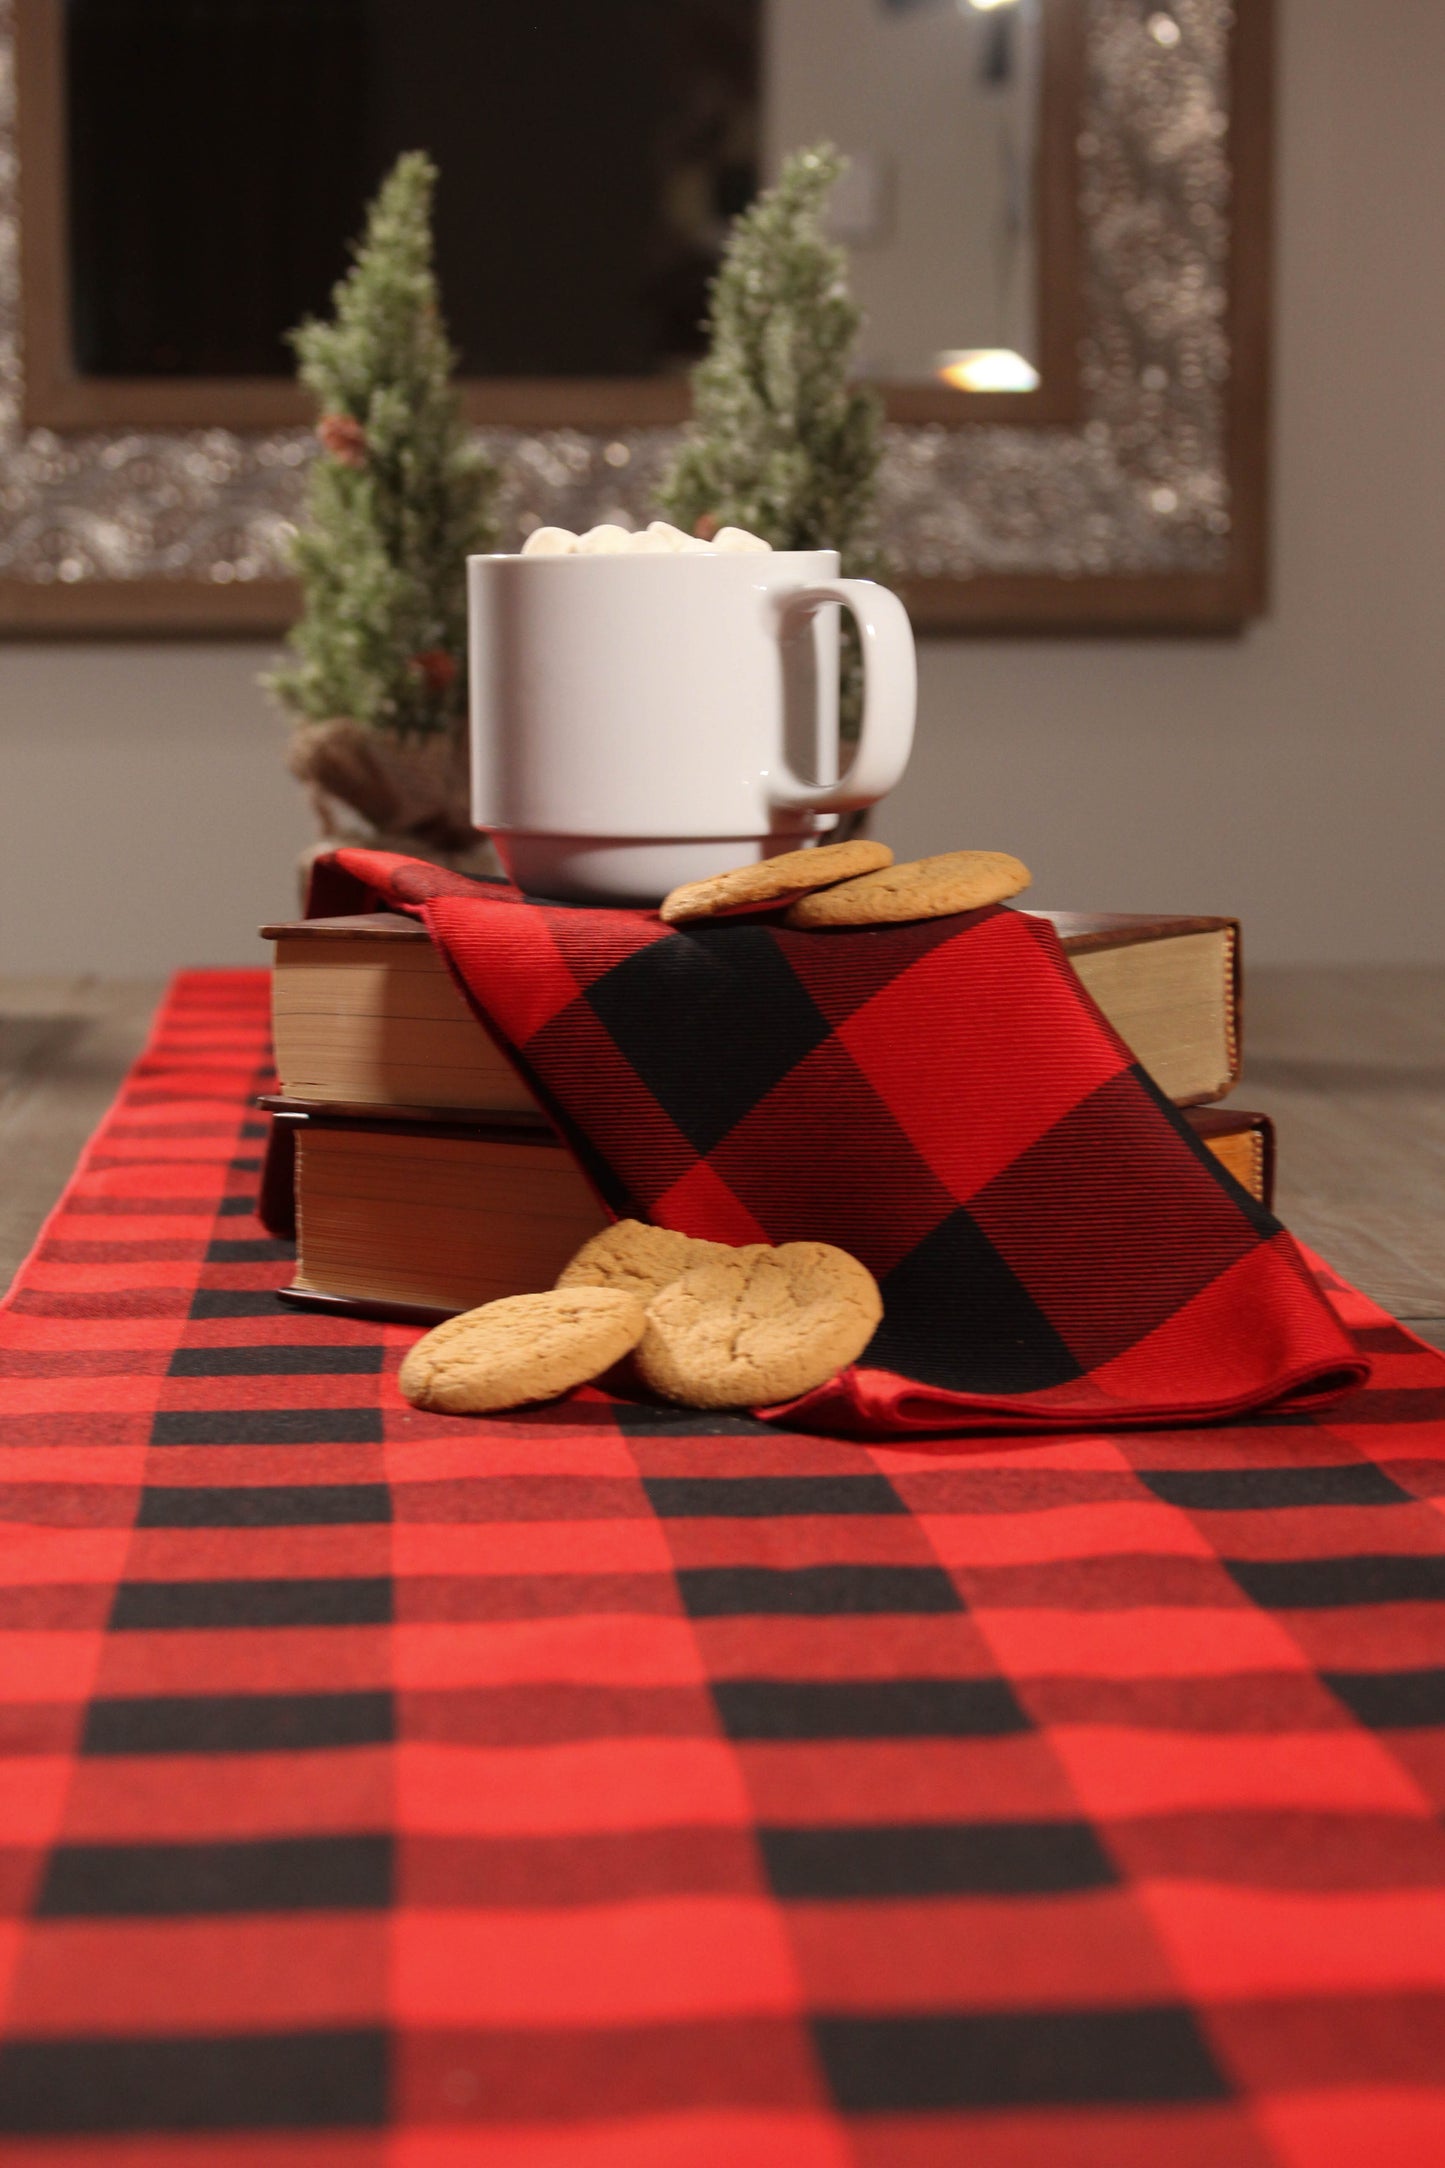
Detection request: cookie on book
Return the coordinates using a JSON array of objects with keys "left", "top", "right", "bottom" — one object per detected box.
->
[
  {"left": 399, "top": 1288, "right": 646, "bottom": 1415},
  {"left": 786, "top": 849, "right": 1031, "bottom": 927},
  {"left": 636, "top": 1241, "right": 882, "bottom": 1409},
  {"left": 558, "top": 1220, "right": 745, "bottom": 1303},
  {"left": 659, "top": 839, "right": 893, "bottom": 925}
]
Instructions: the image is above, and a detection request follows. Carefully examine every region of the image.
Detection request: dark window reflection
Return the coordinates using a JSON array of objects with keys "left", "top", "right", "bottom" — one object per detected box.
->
[{"left": 65, "top": 0, "right": 761, "bottom": 378}]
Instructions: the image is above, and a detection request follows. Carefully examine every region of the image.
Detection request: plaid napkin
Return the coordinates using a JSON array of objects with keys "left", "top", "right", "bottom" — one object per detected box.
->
[{"left": 317, "top": 849, "right": 1368, "bottom": 1435}]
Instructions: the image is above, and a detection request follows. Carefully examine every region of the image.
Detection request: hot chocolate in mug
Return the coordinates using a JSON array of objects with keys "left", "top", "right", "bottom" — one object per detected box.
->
[{"left": 467, "top": 547, "right": 916, "bottom": 902}]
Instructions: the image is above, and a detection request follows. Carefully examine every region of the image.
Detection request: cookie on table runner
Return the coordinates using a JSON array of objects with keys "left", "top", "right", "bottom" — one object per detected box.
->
[
  {"left": 659, "top": 839, "right": 893, "bottom": 925},
  {"left": 558, "top": 1219, "right": 746, "bottom": 1303},
  {"left": 785, "top": 849, "right": 1031, "bottom": 927},
  {"left": 399, "top": 1288, "right": 646, "bottom": 1415},
  {"left": 637, "top": 1241, "right": 883, "bottom": 1409}
]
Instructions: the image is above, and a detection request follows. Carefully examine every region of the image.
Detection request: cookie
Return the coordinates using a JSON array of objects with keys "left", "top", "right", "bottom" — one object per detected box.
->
[
  {"left": 659, "top": 839, "right": 894, "bottom": 925},
  {"left": 399, "top": 1287, "right": 646, "bottom": 1415},
  {"left": 557, "top": 1220, "right": 745, "bottom": 1303},
  {"left": 785, "top": 849, "right": 1031, "bottom": 927},
  {"left": 636, "top": 1241, "right": 883, "bottom": 1408}
]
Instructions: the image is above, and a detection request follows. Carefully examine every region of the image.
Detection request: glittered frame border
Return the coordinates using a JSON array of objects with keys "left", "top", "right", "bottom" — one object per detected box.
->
[{"left": 0, "top": 0, "right": 1270, "bottom": 635}]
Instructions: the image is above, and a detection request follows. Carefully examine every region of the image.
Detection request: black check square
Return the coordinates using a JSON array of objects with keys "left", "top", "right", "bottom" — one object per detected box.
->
[
  {"left": 583, "top": 924, "right": 831, "bottom": 1155},
  {"left": 870, "top": 1207, "right": 1084, "bottom": 1394}
]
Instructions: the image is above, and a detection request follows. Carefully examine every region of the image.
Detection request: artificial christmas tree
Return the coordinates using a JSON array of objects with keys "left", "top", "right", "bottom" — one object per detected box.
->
[
  {"left": 658, "top": 145, "right": 885, "bottom": 585},
  {"left": 268, "top": 152, "right": 500, "bottom": 863}
]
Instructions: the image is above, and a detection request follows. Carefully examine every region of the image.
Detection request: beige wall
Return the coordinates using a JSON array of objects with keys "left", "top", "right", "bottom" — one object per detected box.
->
[
  {"left": 0, "top": 645, "right": 311, "bottom": 977},
  {"left": 3, "top": 0, "right": 1442, "bottom": 976}
]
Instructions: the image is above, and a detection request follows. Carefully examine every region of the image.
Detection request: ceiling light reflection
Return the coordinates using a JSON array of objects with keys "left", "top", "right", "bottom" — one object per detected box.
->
[{"left": 935, "top": 348, "right": 1041, "bottom": 393}]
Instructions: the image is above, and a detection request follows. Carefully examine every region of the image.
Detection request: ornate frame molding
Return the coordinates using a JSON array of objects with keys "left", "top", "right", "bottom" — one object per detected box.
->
[{"left": 0, "top": 0, "right": 1270, "bottom": 637}]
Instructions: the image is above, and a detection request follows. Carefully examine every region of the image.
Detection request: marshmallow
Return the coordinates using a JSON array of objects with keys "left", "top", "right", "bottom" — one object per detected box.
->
[
  {"left": 712, "top": 526, "right": 773, "bottom": 554},
  {"left": 521, "top": 526, "right": 579, "bottom": 556},
  {"left": 576, "top": 524, "right": 635, "bottom": 555},
  {"left": 631, "top": 522, "right": 685, "bottom": 553},
  {"left": 522, "top": 518, "right": 772, "bottom": 560},
  {"left": 642, "top": 520, "right": 696, "bottom": 552}
]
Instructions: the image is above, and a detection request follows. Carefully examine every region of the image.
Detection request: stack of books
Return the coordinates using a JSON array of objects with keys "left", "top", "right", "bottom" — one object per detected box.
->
[{"left": 260, "top": 906, "right": 1271, "bottom": 1324}]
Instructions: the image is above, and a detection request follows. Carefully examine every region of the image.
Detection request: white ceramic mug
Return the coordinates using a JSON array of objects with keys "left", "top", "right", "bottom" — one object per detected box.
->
[{"left": 467, "top": 547, "right": 916, "bottom": 902}]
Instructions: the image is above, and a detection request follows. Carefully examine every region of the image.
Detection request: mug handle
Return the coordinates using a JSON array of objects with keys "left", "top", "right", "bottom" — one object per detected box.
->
[{"left": 768, "top": 578, "right": 917, "bottom": 814}]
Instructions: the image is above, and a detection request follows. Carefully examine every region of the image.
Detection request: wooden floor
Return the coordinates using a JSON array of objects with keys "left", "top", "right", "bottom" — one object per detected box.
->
[
  {"left": 1242, "top": 968, "right": 1445, "bottom": 1348},
  {"left": 0, "top": 977, "right": 165, "bottom": 1296},
  {"left": 2, "top": 968, "right": 1442, "bottom": 1352}
]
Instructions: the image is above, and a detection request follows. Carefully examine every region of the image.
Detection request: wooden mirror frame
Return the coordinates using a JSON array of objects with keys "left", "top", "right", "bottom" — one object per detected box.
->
[{"left": 0, "top": 0, "right": 1270, "bottom": 636}]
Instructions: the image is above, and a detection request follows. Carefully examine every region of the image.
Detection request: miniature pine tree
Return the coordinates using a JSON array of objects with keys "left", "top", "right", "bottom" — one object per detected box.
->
[
  {"left": 658, "top": 145, "right": 884, "bottom": 580},
  {"left": 267, "top": 152, "right": 499, "bottom": 739}
]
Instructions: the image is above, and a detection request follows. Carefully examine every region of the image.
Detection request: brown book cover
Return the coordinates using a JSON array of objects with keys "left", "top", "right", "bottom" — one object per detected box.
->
[{"left": 1186, "top": 1107, "right": 1275, "bottom": 1212}]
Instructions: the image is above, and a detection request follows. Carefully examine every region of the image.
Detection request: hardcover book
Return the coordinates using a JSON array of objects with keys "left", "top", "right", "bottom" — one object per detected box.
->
[
  {"left": 266, "top": 1100, "right": 1274, "bottom": 1325},
  {"left": 263, "top": 906, "right": 1242, "bottom": 1115}
]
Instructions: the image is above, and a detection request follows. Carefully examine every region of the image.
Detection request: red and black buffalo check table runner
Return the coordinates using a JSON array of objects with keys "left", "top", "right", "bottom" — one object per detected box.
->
[
  {"left": 3, "top": 969, "right": 1445, "bottom": 2163},
  {"left": 314, "top": 849, "right": 1367, "bottom": 1434}
]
